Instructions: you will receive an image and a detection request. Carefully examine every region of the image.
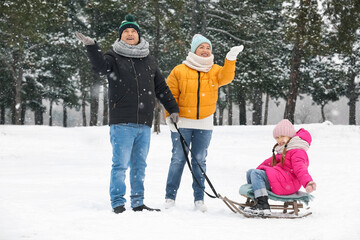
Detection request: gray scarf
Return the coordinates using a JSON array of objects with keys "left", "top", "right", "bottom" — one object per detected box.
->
[
  {"left": 275, "top": 136, "right": 310, "bottom": 154},
  {"left": 112, "top": 38, "right": 150, "bottom": 58}
]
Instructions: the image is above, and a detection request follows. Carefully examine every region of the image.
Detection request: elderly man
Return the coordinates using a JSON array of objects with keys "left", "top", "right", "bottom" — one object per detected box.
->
[{"left": 75, "top": 14, "right": 179, "bottom": 214}]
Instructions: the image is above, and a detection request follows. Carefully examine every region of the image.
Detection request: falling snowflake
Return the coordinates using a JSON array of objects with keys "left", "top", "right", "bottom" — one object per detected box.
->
[
  {"left": 355, "top": 75, "right": 360, "bottom": 84},
  {"left": 331, "top": 109, "right": 339, "bottom": 116},
  {"left": 109, "top": 72, "right": 117, "bottom": 80}
]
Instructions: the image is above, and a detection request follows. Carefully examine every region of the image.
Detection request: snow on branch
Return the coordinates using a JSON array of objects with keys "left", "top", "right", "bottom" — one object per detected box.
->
[
  {"left": 206, "top": 27, "right": 252, "bottom": 44},
  {"left": 207, "top": 14, "right": 234, "bottom": 23},
  {"left": 207, "top": 9, "right": 239, "bottom": 19}
]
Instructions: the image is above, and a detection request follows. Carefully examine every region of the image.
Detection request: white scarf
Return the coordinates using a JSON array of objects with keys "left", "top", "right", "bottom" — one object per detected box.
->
[
  {"left": 112, "top": 38, "right": 150, "bottom": 58},
  {"left": 275, "top": 136, "right": 310, "bottom": 154},
  {"left": 183, "top": 52, "right": 214, "bottom": 72}
]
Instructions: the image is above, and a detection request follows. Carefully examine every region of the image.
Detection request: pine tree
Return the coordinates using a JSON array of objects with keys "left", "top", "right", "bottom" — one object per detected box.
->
[
  {"left": 302, "top": 56, "right": 345, "bottom": 122},
  {"left": 282, "top": 0, "right": 323, "bottom": 123},
  {"left": 324, "top": 1, "right": 360, "bottom": 125},
  {"left": 0, "top": 0, "right": 67, "bottom": 124},
  {"left": 0, "top": 58, "right": 13, "bottom": 124},
  {"left": 206, "top": 0, "right": 287, "bottom": 125}
]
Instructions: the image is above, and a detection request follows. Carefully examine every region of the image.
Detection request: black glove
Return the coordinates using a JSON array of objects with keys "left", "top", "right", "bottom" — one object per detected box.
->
[{"left": 169, "top": 113, "right": 179, "bottom": 124}]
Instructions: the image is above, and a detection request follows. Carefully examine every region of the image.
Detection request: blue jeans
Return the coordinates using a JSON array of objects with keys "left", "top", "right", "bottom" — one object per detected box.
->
[
  {"left": 165, "top": 128, "right": 213, "bottom": 202},
  {"left": 246, "top": 169, "right": 271, "bottom": 198},
  {"left": 109, "top": 123, "right": 150, "bottom": 209}
]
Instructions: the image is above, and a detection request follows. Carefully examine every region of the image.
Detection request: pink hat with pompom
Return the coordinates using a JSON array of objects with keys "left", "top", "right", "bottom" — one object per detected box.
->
[{"left": 273, "top": 119, "right": 296, "bottom": 139}]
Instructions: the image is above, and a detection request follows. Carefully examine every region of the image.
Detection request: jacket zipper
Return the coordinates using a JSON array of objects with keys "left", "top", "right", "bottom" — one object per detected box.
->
[
  {"left": 197, "top": 71, "right": 200, "bottom": 119},
  {"left": 130, "top": 58, "right": 140, "bottom": 124},
  {"left": 112, "top": 95, "right": 126, "bottom": 109}
]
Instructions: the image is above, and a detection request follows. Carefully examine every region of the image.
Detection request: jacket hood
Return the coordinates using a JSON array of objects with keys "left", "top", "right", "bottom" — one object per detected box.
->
[{"left": 296, "top": 128, "right": 312, "bottom": 146}]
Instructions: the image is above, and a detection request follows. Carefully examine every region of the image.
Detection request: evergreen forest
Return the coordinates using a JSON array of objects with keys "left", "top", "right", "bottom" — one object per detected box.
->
[{"left": 1, "top": 0, "right": 359, "bottom": 128}]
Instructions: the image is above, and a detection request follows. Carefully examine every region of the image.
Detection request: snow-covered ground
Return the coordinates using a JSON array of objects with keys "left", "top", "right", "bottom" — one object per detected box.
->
[{"left": 1, "top": 123, "right": 359, "bottom": 240}]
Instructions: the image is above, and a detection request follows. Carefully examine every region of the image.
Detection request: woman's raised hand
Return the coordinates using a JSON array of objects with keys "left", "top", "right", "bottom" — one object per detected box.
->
[{"left": 226, "top": 45, "right": 244, "bottom": 61}]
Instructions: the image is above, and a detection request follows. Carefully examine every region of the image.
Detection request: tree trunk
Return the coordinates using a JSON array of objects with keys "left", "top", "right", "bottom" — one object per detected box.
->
[
  {"left": 284, "top": 43, "right": 302, "bottom": 124},
  {"left": 152, "top": 0, "right": 162, "bottom": 134},
  {"left": 348, "top": 98, "right": 356, "bottom": 125},
  {"left": 153, "top": 0, "right": 160, "bottom": 59},
  {"left": 80, "top": 73, "right": 87, "bottom": 126},
  {"left": 347, "top": 56, "right": 357, "bottom": 125},
  {"left": 284, "top": 0, "right": 308, "bottom": 124},
  {"left": 213, "top": 107, "right": 218, "bottom": 126},
  {"left": 218, "top": 89, "right": 226, "bottom": 125},
  {"left": 263, "top": 93, "right": 269, "bottom": 125},
  {"left": 89, "top": 73, "right": 100, "bottom": 126},
  {"left": 20, "top": 104, "right": 26, "bottom": 125},
  {"left": 81, "top": 91, "right": 87, "bottom": 126},
  {"left": 34, "top": 109, "right": 43, "bottom": 125},
  {"left": 320, "top": 103, "right": 326, "bottom": 122},
  {"left": 348, "top": 77, "right": 357, "bottom": 125},
  {"left": 79, "top": 56, "right": 88, "bottom": 127},
  {"left": 238, "top": 94, "right": 247, "bottom": 125},
  {"left": 103, "top": 83, "right": 109, "bottom": 126},
  {"left": 228, "top": 102, "right": 233, "bottom": 125},
  {"left": 11, "top": 50, "right": 24, "bottom": 125},
  {"left": 34, "top": 97, "right": 43, "bottom": 125},
  {"left": 191, "top": 0, "right": 198, "bottom": 35},
  {"left": 153, "top": 99, "right": 161, "bottom": 134},
  {"left": 227, "top": 86, "right": 233, "bottom": 125},
  {"left": 0, "top": 105, "right": 5, "bottom": 124},
  {"left": 200, "top": 1, "right": 207, "bottom": 34},
  {"left": 63, "top": 104, "right": 67, "bottom": 128},
  {"left": 49, "top": 100, "right": 53, "bottom": 126},
  {"left": 219, "top": 107, "right": 224, "bottom": 125},
  {"left": 252, "top": 89, "right": 263, "bottom": 125}
]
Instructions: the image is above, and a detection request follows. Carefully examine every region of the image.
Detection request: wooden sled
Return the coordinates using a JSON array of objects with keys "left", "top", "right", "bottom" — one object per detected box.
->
[{"left": 218, "top": 184, "right": 314, "bottom": 219}]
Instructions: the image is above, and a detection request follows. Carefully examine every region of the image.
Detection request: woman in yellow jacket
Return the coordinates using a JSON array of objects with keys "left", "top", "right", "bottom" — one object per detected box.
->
[{"left": 164, "top": 34, "right": 244, "bottom": 212}]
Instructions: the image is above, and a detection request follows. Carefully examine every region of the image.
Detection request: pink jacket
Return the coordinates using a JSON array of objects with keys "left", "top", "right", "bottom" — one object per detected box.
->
[{"left": 256, "top": 128, "right": 313, "bottom": 195}]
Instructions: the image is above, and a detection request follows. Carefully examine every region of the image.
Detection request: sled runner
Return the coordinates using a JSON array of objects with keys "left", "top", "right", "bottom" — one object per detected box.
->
[{"left": 218, "top": 184, "right": 314, "bottom": 219}]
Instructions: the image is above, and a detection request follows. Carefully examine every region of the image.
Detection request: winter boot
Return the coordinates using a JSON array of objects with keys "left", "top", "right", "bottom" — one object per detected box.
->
[
  {"left": 113, "top": 205, "right": 126, "bottom": 214},
  {"left": 164, "top": 199, "right": 175, "bottom": 209},
  {"left": 132, "top": 204, "right": 161, "bottom": 212},
  {"left": 244, "top": 196, "right": 271, "bottom": 216},
  {"left": 194, "top": 200, "right": 208, "bottom": 212}
]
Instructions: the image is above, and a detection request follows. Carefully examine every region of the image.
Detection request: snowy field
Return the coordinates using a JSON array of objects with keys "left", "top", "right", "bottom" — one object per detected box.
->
[{"left": 1, "top": 123, "right": 360, "bottom": 240}]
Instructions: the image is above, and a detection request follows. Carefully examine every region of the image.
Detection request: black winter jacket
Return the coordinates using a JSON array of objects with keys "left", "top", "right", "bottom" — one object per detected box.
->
[{"left": 86, "top": 43, "right": 179, "bottom": 127}]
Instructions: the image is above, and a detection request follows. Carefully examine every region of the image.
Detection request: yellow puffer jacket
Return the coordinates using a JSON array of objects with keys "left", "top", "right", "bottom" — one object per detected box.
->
[{"left": 165, "top": 58, "right": 236, "bottom": 119}]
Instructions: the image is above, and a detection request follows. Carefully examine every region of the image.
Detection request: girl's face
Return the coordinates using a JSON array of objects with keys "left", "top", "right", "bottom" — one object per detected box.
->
[
  {"left": 195, "top": 43, "right": 211, "bottom": 57},
  {"left": 275, "top": 136, "right": 290, "bottom": 146}
]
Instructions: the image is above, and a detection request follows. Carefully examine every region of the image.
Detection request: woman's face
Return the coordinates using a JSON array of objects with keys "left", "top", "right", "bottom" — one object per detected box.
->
[
  {"left": 121, "top": 28, "right": 139, "bottom": 45},
  {"left": 275, "top": 136, "right": 291, "bottom": 146},
  {"left": 195, "top": 43, "right": 211, "bottom": 57}
]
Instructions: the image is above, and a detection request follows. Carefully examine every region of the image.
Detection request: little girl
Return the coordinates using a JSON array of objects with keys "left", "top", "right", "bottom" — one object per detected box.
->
[{"left": 245, "top": 119, "right": 317, "bottom": 216}]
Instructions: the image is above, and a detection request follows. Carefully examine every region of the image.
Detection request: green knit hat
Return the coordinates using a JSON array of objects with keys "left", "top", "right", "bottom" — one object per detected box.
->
[{"left": 119, "top": 14, "right": 141, "bottom": 39}]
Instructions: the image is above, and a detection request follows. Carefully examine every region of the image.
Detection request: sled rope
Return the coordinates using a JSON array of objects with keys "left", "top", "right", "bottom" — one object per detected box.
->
[{"left": 174, "top": 123, "right": 218, "bottom": 199}]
